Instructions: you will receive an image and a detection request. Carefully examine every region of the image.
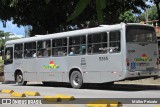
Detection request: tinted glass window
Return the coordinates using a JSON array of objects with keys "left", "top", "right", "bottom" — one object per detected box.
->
[
  {"left": 87, "top": 33, "right": 108, "bottom": 54},
  {"left": 52, "top": 38, "right": 67, "bottom": 56},
  {"left": 69, "top": 36, "right": 86, "bottom": 55},
  {"left": 24, "top": 42, "right": 36, "bottom": 58},
  {"left": 37, "top": 40, "right": 51, "bottom": 57},
  {"left": 14, "top": 44, "right": 23, "bottom": 59},
  {"left": 4, "top": 47, "right": 13, "bottom": 65},
  {"left": 109, "top": 31, "right": 121, "bottom": 53},
  {"left": 126, "top": 25, "right": 156, "bottom": 43}
]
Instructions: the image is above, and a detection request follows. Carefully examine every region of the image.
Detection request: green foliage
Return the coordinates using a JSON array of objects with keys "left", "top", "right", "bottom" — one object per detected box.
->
[
  {"left": 67, "top": 0, "right": 92, "bottom": 22},
  {"left": 119, "top": 11, "right": 135, "bottom": 23},
  {"left": 96, "top": 0, "right": 106, "bottom": 24},
  {"left": 1, "top": 0, "right": 81, "bottom": 35},
  {"left": 136, "top": 6, "right": 158, "bottom": 23},
  {"left": 0, "top": 0, "right": 149, "bottom": 36},
  {"left": 0, "top": 31, "right": 11, "bottom": 49},
  {"left": 148, "top": 6, "right": 158, "bottom": 20},
  {"left": 67, "top": 0, "right": 106, "bottom": 24},
  {"left": 67, "top": 0, "right": 148, "bottom": 24}
]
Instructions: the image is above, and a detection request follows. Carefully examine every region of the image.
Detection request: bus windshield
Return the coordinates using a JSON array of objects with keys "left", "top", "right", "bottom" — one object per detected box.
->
[{"left": 126, "top": 25, "right": 157, "bottom": 43}]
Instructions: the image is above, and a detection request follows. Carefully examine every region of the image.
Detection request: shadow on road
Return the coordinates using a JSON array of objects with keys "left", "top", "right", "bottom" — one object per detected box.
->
[
  {"left": 22, "top": 83, "right": 160, "bottom": 91},
  {"left": 90, "top": 84, "right": 160, "bottom": 91}
]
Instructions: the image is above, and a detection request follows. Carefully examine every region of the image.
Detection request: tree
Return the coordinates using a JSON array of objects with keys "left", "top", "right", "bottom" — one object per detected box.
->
[
  {"left": 0, "top": 31, "right": 10, "bottom": 50},
  {"left": 149, "top": 0, "right": 160, "bottom": 22},
  {"left": 136, "top": 6, "right": 158, "bottom": 24},
  {"left": 0, "top": 0, "right": 149, "bottom": 36},
  {"left": 67, "top": 0, "right": 106, "bottom": 24},
  {"left": 119, "top": 11, "right": 135, "bottom": 23},
  {"left": 0, "top": 0, "right": 79, "bottom": 36},
  {"left": 67, "top": 0, "right": 148, "bottom": 24}
]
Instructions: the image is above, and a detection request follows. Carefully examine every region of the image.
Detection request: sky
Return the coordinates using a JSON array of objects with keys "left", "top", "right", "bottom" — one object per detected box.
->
[{"left": 0, "top": 20, "right": 25, "bottom": 38}]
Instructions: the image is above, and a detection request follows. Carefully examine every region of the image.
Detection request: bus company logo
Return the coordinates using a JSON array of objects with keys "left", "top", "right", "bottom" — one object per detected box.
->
[
  {"left": 43, "top": 61, "right": 60, "bottom": 69},
  {"left": 134, "top": 54, "right": 152, "bottom": 62}
]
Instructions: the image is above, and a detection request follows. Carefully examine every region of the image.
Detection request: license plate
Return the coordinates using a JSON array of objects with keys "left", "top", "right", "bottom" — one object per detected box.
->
[{"left": 139, "top": 63, "right": 149, "bottom": 67}]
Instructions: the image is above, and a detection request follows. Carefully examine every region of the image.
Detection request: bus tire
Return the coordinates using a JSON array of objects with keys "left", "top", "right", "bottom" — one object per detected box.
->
[
  {"left": 16, "top": 73, "right": 27, "bottom": 86},
  {"left": 70, "top": 71, "right": 83, "bottom": 89}
]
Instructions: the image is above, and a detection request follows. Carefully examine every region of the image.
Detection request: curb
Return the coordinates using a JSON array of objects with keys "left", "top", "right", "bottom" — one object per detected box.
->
[
  {"left": 11, "top": 92, "right": 26, "bottom": 97},
  {"left": 1, "top": 89, "right": 14, "bottom": 94},
  {"left": 24, "top": 91, "right": 40, "bottom": 96},
  {"left": 55, "top": 94, "right": 75, "bottom": 101},
  {"left": 43, "top": 94, "right": 75, "bottom": 102},
  {"left": 43, "top": 96, "right": 61, "bottom": 102}
]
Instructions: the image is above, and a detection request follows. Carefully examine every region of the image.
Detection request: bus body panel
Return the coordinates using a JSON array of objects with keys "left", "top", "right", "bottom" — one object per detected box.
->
[
  {"left": 3, "top": 23, "right": 160, "bottom": 85},
  {"left": 12, "top": 57, "right": 68, "bottom": 82},
  {"left": 4, "top": 68, "right": 14, "bottom": 81},
  {"left": 67, "top": 53, "right": 124, "bottom": 83},
  {"left": 125, "top": 25, "right": 159, "bottom": 78},
  {"left": 127, "top": 44, "right": 157, "bottom": 70},
  {"left": 126, "top": 44, "right": 159, "bottom": 78}
]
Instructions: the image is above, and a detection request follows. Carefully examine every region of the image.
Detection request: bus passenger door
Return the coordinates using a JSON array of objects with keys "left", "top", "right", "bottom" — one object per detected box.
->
[{"left": 4, "top": 46, "right": 14, "bottom": 81}]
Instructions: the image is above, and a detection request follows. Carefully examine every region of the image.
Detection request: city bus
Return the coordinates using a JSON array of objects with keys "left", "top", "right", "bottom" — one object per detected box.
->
[{"left": 3, "top": 23, "right": 160, "bottom": 89}]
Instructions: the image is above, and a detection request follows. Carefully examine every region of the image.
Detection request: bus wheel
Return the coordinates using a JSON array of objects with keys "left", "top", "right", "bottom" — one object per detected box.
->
[
  {"left": 16, "top": 73, "right": 27, "bottom": 86},
  {"left": 70, "top": 71, "right": 83, "bottom": 89}
]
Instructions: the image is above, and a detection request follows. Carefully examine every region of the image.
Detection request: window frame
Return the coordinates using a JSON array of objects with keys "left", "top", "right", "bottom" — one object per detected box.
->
[
  {"left": 52, "top": 38, "right": 67, "bottom": 57},
  {"left": 37, "top": 39, "right": 51, "bottom": 58},
  {"left": 4, "top": 47, "right": 13, "bottom": 65},
  {"left": 14, "top": 43, "right": 23, "bottom": 59},
  {"left": 68, "top": 35, "right": 86, "bottom": 56},
  {"left": 87, "top": 32, "right": 108, "bottom": 55},
  {"left": 24, "top": 42, "right": 37, "bottom": 58},
  {"left": 108, "top": 30, "right": 121, "bottom": 53}
]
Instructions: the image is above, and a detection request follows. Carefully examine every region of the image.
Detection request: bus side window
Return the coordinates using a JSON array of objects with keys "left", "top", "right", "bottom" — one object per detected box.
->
[
  {"left": 80, "top": 36, "right": 86, "bottom": 54},
  {"left": 52, "top": 38, "right": 67, "bottom": 56},
  {"left": 14, "top": 44, "right": 23, "bottom": 59},
  {"left": 24, "top": 42, "right": 36, "bottom": 58},
  {"left": 37, "top": 40, "right": 51, "bottom": 57},
  {"left": 4, "top": 47, "right": 13, "bottom": 65},
  {"left": 69, "top": 36, "right": 86, "bottom": 55},
  {"left": 109, "top": 31, "right": 121, "bottom": 53},
  {"left": 87, "top": 33, "right": 108, "bottom": 54}
]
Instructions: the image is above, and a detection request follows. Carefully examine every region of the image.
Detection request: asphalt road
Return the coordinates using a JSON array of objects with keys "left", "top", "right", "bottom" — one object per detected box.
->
[{"left": 0, "top": 82, "right": 160, "bottom": 107}]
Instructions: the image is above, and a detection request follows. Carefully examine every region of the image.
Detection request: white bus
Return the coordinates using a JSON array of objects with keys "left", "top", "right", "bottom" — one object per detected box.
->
[{"left": 3, "top": 23, "right": 160, "bottom": 89}]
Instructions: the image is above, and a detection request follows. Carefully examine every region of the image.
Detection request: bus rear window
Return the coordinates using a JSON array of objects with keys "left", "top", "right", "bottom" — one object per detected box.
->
[{"left": 126, "top": 25, "right": 157, "bottom": 43}]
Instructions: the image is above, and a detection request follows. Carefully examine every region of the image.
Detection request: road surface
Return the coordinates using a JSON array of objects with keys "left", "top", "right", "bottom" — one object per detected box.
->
[{"left": 0, "top": 82, "right": 160, "bottom": 107}]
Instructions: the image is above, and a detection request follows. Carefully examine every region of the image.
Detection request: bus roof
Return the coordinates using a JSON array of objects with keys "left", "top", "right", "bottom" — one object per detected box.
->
[{"left": 5, "top": 23, "right": 153, "bottom": 45}]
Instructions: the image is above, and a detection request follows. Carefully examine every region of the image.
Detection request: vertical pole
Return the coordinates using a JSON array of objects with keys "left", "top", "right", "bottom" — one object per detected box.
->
[{"left": 145, "top": 8, "right": 148, "bottom": 24}]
